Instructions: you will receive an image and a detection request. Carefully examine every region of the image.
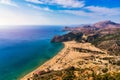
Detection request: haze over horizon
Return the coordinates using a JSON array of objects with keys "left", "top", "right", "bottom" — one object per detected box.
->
[{"left": 0, "top": 0, "right": 120, "bottom": 26}]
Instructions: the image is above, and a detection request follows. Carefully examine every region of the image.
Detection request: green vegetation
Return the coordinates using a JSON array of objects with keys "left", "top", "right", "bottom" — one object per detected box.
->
[
  {"left": 92, "top": 33, "right": 120, "bottom": 45},
  {"left": 94, "top": 73, "right": 120, "bottom": 80},
  {"left": 102, "top": 68, "right": 108, "bottom": 73},
  {"left": 86, "top": 31, "right": 120, "bottom": 55},
  {"left": 31, "top": 67, "right": 120, "bottom": 80},
  {"left": 51, "top": 32, "right": 83, "bottom": 42},
  {"left": 62, "top": 32, "right": 83, "bottom": 42}
]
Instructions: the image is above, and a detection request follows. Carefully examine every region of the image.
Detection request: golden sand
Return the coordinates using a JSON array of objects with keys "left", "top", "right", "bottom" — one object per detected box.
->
[{"left": 20, "top": 41, "right": 111, "bottom": 80}]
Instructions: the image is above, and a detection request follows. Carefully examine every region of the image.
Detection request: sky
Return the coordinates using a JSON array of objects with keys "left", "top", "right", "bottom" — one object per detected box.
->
[{"left": 0, "top": 0, "right": 120, "bottom": 26}]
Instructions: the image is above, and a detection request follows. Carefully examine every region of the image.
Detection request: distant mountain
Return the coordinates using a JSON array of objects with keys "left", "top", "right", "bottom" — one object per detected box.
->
[
  {"left": 93, "top": 20, "right": 120, "bottom": 29},
  {"left": 63, "top": 20, "right": 120, "bottom": 35}
]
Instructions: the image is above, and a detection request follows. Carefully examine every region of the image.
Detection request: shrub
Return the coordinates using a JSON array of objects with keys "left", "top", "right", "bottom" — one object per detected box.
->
[{"left": 102, "top": 68, "right": 108, "bottom": 73}]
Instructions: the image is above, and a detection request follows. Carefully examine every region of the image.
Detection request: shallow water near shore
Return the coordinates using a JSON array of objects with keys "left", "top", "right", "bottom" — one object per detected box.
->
[{"left": 0, "top": 26, "right": 64, "bottom": 80}]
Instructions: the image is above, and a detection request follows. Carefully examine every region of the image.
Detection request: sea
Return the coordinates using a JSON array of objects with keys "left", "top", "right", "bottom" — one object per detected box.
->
[{"left": 0, "top": 26, "right": 65, "bottom": 80}]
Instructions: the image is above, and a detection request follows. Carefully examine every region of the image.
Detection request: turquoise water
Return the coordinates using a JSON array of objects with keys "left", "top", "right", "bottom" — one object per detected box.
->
[{"left": 0, "top": 26, "right": 65, "bottom": 80}]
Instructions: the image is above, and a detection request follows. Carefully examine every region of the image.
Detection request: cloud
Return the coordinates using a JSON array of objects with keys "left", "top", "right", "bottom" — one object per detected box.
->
[
  {"left": 25, "top": 0, "right": 43, "bottom": 4},
  {"left": 62, "top": 10, "right": 86, "bottom": 16},
  {"left": 25, "top": 0, "right": 85, "bottom": 8},
  {"left": 50, "top": 0, "right": 84, "bottom": 8},
  {"left": 27, "top": 4, "right": 53, "bottom": 12},
  {"left": 62, "top": 6, "right": 120, "bottom": 18},
  {"left": 0, "top": 0, "right": 18, "bottom": 7},
  {"left": 85, "top": 6, "right": 120, "bottom": 16}
]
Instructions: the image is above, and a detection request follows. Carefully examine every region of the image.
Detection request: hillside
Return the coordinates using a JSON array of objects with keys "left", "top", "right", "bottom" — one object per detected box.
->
[
  {"left": 26, "top": 41, "right": 120, "bottom": 80},
  {"left": 52, "top": 21, "right": 120, "bottom": 55},
  {"left": 87, "top": 30, "right": 120, "bottom": 55},
  {"left": 22, "top": 20, "right": 120, "bottom": 80}
]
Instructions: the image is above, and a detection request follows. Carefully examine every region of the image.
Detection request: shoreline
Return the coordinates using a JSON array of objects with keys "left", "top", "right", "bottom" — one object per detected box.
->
[
  {"left": 21, "top": 41, "right": 120, "bottom": 80},
  {"left": 20, "top": 41, "right": 106, "bottom": 80},
  {"left": 17, "top": 42, "right": 64, "bottom": 80},
  {"left": 20, "top": 42, "right": 65, "bottom": 80}
]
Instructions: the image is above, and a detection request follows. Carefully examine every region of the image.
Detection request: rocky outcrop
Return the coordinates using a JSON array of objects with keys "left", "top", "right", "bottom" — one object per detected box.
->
[
  {"left": 86, "top": 34, "right": 100, "bottom": 42},
  {"left": 51, "top": 32, "right": 83, "bottom": 42}
]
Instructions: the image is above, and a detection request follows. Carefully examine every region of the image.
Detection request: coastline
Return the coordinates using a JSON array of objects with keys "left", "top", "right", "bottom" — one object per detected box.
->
[
  {"left": 18, "top": 42, "right": 63, "bottom": 80},
  {"left": 20, "top": 42, "right": 65, "bottom": 80},
  {"left": 20, "top": 41, "right": 107, "bottom": 80}
]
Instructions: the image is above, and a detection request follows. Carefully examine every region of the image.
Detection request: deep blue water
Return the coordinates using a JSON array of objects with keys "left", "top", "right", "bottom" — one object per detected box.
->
[{"left": 0, "top": 26, "right": 65, "bottom": 80}]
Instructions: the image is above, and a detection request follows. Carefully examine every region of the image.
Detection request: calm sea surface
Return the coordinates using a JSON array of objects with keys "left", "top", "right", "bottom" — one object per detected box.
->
[{"left": 0, "top": 26, "right": 65, "bottom": 80}]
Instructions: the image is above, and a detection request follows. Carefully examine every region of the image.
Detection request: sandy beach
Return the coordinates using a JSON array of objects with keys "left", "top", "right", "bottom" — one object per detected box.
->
[{"left": 21, "top": 41, "right": 110, "bottom": 80}]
